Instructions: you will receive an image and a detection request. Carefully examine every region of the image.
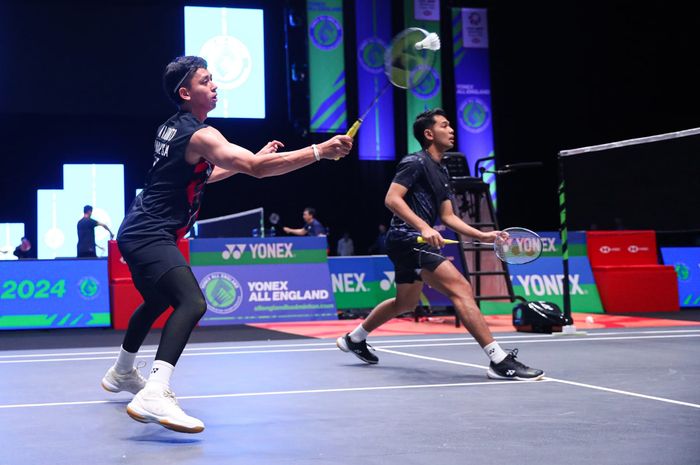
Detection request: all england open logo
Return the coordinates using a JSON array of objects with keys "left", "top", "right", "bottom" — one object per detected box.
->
[
  {"left": 310, "top": 16, "right": 343, "bottom": 51},
  {"left": 459, "top": 97, "right": 491, "bottom": 133},
  {"left": 200, "top": 272, "right": 243, "bottom": 314}
]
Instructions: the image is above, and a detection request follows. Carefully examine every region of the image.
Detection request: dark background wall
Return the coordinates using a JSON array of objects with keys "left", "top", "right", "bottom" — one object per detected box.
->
[{"left": 1, "top": 0, "right": 698, "bottom": 254}]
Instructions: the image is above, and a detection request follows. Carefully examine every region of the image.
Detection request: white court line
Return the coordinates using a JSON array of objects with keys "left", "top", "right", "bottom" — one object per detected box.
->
[
  {"left": 0, "top": 379, "right": 547, "bottom": 410},
  {"left": 1, "top": 332, "right": 698, "bottom": 364},
  {"left": 1, "top": 328, "right": 698, "bottom": 360},
  {"left": 378, "top": 348, "right": 700, "bottom": 410}
]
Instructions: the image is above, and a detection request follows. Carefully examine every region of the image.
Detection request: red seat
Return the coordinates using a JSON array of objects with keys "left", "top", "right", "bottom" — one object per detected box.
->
[
  {"left": 586, "top": 231, "right": 679, "bottom": 313},
  {"left": 108, "top": 239, "right": 190, "bottom": 329}
]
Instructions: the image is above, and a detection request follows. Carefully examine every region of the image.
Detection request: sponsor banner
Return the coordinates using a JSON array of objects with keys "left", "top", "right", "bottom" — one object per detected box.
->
[
  {"left": 0, "top": 259, "right": 110, "bottom": 330},
  {"left": 404, "top": 0, "right": 442, "bottom": 153},
  {"left": 329, "top": 256, "right": 396, "bottom": 309},
  {"left": 192, "top": 237, "right": 336, "bottom": 324},
  {"left": 451, "top": 8, "right": 496, "bottom": 206},
  {"left": 661, "top": 247, "right": 700, "bottom": 307},
  {"left": 355, "top": 0, "right": 395, "bottom": 160},
  {"left": 190, "top": 237, "right": 328, "bottom": 266},
  {"left": 329, "top": 235, "right": 464, "bottom": 310},
  {"left": 481, "top": 231, "right": 604, "bottom": 314},
  {"left": 195, "top": 264, "right": 336, "bottom": 325},
  {"left": 308, "top": 0, "right": 348, "bottom": 133}
]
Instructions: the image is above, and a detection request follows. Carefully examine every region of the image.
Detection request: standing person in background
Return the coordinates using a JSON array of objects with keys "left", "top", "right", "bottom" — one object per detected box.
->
[
  {"left": 368, "top": 224, "right": 388, "bottom": 255},
  {"left": 337, "top": 232, "right": 354, "bottom": 256},
  {"left": 283, "top": 207, "right": 326, "bottom": 236},
  {"left": 77, "top": 205, "right": 114, "bottom": 257}
]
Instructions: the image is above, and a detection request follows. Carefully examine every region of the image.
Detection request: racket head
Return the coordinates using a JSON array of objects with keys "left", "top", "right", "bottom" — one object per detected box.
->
[
  {"left": 494, "top": 227, "right": 542, "bottom": 265},
  {"left": 385, "top": 27, "right": 439, "bottom": 90}
]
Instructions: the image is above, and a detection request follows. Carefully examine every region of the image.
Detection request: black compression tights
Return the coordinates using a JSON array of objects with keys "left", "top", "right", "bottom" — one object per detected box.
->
[{"left": 121, "top": 266, "right": 207, "bottom": 366}]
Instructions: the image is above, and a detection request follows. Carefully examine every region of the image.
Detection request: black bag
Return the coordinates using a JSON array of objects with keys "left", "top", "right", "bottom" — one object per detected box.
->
[{"left": 513, "top": 301, "right": 567, "bottom": 333}]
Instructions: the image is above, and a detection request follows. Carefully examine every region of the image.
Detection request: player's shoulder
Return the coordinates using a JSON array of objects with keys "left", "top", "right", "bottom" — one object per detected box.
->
[{"left": 398, "top": 151, "right": 428, "bottom": 167}]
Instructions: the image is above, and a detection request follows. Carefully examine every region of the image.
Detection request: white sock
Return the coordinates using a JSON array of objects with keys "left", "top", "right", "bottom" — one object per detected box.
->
[
  {"left": 147, "top": 360, "right": 174, "bottom": 388},
  {"left": 483, "top": 341, "right": 508, "bottom": 364},
  {"left": 349, "top": 324, "right": 370, "bottom": 343},
  {"left": 114, "top": 346, "right": 137, "bottom": 375}
]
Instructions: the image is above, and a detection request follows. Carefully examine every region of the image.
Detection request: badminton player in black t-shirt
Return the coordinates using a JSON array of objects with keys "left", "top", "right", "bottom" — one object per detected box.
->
[
  {"left": 337, "top": 109, "right": 543, "bottom": 381},
  {"left": 101, "top": 56, "right": 353, "bottom": 433}
]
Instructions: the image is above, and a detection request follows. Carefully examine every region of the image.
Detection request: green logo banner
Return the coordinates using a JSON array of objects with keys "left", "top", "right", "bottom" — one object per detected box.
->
[
  {"left": 404, "top": 0, "right": 442, "bottom": 153},
  {"left": 308, "top": 0, "right": 347, "bottom": 133}
]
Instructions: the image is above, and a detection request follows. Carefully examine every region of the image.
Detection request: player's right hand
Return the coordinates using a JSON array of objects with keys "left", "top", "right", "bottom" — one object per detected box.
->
[
  {"left": 318, "top": 135, "right": 353, "bottom": 160},
  {"left": 420, "top": 227, "right": 444, "bottom": 248}
]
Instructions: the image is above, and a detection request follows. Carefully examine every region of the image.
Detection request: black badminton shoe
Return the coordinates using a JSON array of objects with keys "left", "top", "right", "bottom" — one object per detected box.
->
[
  {"left": 487, "top": 349, "right": 544, "bottom": 381},
  {"left": 336, "top": 333, "right": 378, "bottom": 364}
]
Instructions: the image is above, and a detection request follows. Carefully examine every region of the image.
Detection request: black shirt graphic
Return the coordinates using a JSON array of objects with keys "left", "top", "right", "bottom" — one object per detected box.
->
[
  {"left": 118, "top": 110, "right": 212, "bottom": 245},
  {"left": 387, "top": 150, "right": 452, "bottom": 242},
  {"left": 77, "top": 217, "right": 98, "bottom": 256}
]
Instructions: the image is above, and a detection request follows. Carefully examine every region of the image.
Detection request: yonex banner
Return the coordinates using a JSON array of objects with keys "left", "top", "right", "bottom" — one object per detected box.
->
[
  {"left": 404, "top": 0, "right": 442, "bottom": 154},
  {"left": 329, "top": 234, "right": 465, "bottom": 311},
  {"left": 355, "top": 0, "right": 395, "bottom": 160},
  {"left": 451, "top": 8, "right": 497, "bottom": 206},
  {"left": 307, "top": 0, "right": 348, "bottom": 133},
  {"left": 191, "top": 238, "right": 336, "bottom": 324},
  {"left": 481, "top": 231, "right": 604, "bottom": 314}
]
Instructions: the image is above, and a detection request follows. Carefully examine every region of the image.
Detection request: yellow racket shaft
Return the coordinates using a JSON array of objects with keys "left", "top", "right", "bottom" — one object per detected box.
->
[{"left": 417, "top": 237, "right": 459, "bottom": 245}]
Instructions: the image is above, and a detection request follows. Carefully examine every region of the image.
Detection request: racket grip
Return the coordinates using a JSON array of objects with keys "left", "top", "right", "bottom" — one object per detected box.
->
[{"left": 334, "top": 119, "right": 363, "bottom": 161}]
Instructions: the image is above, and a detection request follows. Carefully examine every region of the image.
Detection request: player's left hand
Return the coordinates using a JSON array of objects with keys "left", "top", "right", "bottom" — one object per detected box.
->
[
  {"left": 481, "top": 230, "right": 509, "bottom": 243},
  {"left": 257, "top": 140, "right": 285, "bottom": 155}
]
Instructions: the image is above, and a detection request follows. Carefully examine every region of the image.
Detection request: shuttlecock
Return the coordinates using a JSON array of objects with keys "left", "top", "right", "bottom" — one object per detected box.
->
[
  {"left": 415, "top": 32, "right": 441, "bottom": 51},
  {"left": 585, "top": 315, "right": 595, "bottom": 324}
]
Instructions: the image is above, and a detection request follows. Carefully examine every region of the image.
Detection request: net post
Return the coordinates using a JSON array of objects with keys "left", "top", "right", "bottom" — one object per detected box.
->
[{"left": 557, "top": 154, "right": 577, "bottom": 333}]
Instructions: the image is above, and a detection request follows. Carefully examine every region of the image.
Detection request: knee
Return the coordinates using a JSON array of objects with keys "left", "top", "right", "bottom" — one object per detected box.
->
[{"left": 179, "top": 293, "right": 207, "bottom": 320}]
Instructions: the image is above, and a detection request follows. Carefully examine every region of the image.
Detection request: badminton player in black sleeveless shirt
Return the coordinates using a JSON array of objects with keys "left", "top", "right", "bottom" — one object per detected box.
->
[
  {"left": 337, "top": 109, "right": 543, "bottom": 381},
  {"left": 101, "top": 56, "right": 353, "bottom": 433}
]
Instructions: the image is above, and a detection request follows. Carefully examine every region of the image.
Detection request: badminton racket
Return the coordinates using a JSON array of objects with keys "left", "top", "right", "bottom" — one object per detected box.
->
[
  {"left": 417, "top": 227, "right": 542, "bottom": 265},
  {"left": 335, "top": 28, "right": 440, "bottom": 159}
]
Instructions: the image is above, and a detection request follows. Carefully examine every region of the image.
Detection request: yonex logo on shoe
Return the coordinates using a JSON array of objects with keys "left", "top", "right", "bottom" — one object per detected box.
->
[
  {"left": 151, "top": 368, "right": 159, "bottom": 374},
  {"left": 506, "top": 370, "right": 515, "bottom": 376}
]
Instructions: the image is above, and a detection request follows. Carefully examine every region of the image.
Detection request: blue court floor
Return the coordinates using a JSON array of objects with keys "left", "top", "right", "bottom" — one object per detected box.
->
[{"left": 1, "top": 327, "right": 699, "bottom": 465}]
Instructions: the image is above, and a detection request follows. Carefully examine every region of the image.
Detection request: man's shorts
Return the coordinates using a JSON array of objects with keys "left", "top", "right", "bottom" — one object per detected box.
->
[
  {"left": 118, "top": 239, "right": 189, "bottom": 292},
  {"left": 386, "top": 238, "right": 447, "bottom": 284}
]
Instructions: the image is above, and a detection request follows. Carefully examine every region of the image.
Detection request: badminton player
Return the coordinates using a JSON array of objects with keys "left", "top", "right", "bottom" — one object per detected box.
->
[
  {"left": 337, "top": 108, "right": 543, "bottom": 381},
  {"left": 101, "top": 56, "right": 353, "bottom": 433}
]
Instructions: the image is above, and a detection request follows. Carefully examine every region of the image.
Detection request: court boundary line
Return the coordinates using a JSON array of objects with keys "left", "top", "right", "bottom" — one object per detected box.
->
[
  {"left": 2, "top": 332, "right": 698, "bottom": 364},
  {"left": 378, "top": 348, "right": 700, "bottom": 410},
  {"left": 1, "top": 328, "right": 698, "bottom": 360},
  {"left": 0, "top": 379, "right": 549, "bottom": 410}
]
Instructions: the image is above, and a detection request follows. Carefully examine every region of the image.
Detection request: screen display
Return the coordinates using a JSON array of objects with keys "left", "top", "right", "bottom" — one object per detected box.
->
[
  {"left": 37, "top": 164, "right": 124, "bottom": 259},
  {"left": 184, "top": 6, "right": 265, "bottom": 119},
  {"left": 661, "top": 247, "right": 700, "bottom": 308},
  {"left": 0, "top": 259, "right": 110, "bottom": 330}
]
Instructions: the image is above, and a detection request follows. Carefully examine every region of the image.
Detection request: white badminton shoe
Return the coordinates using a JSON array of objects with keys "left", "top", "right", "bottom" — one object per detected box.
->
[
  {"left": 101, "top": 364, "right": 147, "bottom": 394},
  {"left": 126, "top": 383, "right": 205, "bottom": 434}
]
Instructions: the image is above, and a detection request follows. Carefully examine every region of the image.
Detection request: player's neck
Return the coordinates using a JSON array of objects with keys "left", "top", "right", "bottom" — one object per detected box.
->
[{"left": 426, "top": 145, "right": 445, "bottom": 163}]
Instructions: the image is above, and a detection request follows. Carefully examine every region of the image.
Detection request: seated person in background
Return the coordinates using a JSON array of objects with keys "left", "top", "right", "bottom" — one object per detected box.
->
[{"left": 283, "top": 207, "right": 326, "bottom": 236}]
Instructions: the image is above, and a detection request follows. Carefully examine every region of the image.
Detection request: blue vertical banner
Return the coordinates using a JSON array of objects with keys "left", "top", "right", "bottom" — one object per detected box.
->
[
  {"left": 452, "top": 8, "right": 497, "bottom": 207},
  {"left": 355, "top": 0, "right": 395, "bottom": 160},
  {"left": 308, "top": 0, "right": 348, "bottom": 133}
]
